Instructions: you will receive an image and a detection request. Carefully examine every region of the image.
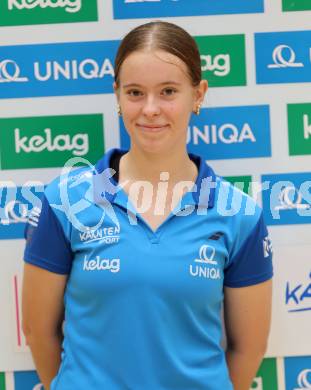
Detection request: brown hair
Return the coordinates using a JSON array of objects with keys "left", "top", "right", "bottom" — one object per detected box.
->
[{"left": 114, "top": 21, "right": 202, "bottom": 87}]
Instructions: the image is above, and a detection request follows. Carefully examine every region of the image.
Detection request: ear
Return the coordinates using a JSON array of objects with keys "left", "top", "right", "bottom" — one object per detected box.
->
[
  {"left": 193, "top": 79, "right": 208, "bottom": 108},
  {"left": 113, "top": 81, "right": 120, "bottom": 100}
]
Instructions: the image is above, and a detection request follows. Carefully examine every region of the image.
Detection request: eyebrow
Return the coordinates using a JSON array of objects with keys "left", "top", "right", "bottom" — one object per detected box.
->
[{"left": 122, "top": 81, "right": 182, "bottom": 88}]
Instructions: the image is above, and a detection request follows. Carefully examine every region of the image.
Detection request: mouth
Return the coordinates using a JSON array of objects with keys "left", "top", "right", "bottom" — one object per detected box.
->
[{"left": 136, "top": 124, "right": 169, "bottom": 133}]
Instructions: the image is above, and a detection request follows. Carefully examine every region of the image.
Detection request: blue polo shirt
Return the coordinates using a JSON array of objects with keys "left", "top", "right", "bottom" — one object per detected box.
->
[{"left": 24, "top": 148, "right": 273, "bottom": 390}]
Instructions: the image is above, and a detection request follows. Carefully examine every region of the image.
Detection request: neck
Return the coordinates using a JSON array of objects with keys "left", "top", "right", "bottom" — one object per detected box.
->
[{"left": 119, "top": 146, "right": 198, "bottom": 185}]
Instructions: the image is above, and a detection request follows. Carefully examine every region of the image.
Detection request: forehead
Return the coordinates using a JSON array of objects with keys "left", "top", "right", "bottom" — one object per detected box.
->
[{"left": 118, "top": 50, "right": 191, "bottom": 86}]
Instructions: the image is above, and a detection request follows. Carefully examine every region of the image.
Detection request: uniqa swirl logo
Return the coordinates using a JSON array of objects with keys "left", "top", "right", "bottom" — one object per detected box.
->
[
  {"left": 195, "top": 244, "right": 217, "bottom": 265},
  {"left": 275, "top": 186, "right": 310, "bottom": 210},
  {"left": 1, "top": 200, "right": 28, "bottom": 225},
  {"left": 0, "top": 60, "right": 29, "bottom": 82},
  {"left": 268, "top": 45, "right": 304, "bottom": 68},
  {"left": 294, "top": 369, "right": 311, "bottom": 390}
]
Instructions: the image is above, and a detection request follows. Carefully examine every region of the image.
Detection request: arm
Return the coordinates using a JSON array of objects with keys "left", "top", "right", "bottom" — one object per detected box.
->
[
  {"left": 22, "top": 263, "right": 68, "bottom": 390},
  {"left": 224, "top": 279, "right": 272, "bottom": 390}
]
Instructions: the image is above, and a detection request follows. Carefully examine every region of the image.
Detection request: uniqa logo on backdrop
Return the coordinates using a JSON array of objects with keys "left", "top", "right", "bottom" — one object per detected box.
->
[
  {"left": 285, "top": 272, "right": 311, "bottom": 313},
  {"left": 0, "top": 114, "right": 104, "bottom": 169},
  {"left": 13, "top": 371, "right": 42, "bottom": 390},
  {"left": 0, "top": 41, "right": 119, "bottom": 99},
  {"left": 0, "top": 183, "right": 44, "bottom": 239},
  {"left": 0, "top": 0, "right": 98, "bottom": 27},
  {"left": 261, "top": 172, "right": 311, "bottom": 225},
  {"left": 287, "top": 103, "right": 311, "bottom": 157},
  {"left": 120, "top": 105, "right": 271, "bottom": 159},
  {"left": 294, "top": 369, "right": 311, "bottom": 390},
  {"left": 113, "top": 0, "right": 264, "bottom": 19},
  {"left": 187, "top": 105, "right": 271, "bottom": 160},
  {"left": 285, "top": 357, "right": 311, "bottom": 390},
  {"left": 255, "top": 31, "right": 311, "bottom": 84}
]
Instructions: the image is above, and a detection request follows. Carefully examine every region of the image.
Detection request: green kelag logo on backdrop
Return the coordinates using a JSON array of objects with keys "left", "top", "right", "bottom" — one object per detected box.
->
[
  {"left": 0, "top": 373, "right": 5, "bottom": 390},
  {"left": 282, "top": 0, "right": 311, "bottom": 11},
  {"left": 0, "top": 114, "right": 104, "bottom": 169},
  {"left": 195, "top": 35, "right": 246, "bottom": 87},
  {"left": 225, "top": 175, "right": 252, "bottom": 196},
  {"left": 0, "top": 0, "right": 98, "bottom": 27},
  {"left": 288, "top": 103, "right": 311, "bottom": 156},
  {"left": 250, "top": 358, "right": 278, "bottom": 390}
]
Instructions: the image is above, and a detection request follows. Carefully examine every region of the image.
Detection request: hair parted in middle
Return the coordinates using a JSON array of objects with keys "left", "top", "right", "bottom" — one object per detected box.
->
[{"left": 114, "top": 21, "right": 202, "bottom": 88}]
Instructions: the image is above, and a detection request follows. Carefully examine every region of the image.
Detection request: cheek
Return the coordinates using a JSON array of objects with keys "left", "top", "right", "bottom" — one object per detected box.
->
[{"left": 121, "top": 102, "right": 140, "bottom": 119}]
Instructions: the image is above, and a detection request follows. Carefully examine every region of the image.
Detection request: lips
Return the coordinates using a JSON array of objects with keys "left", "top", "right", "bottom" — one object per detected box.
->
[{"left": 137, "top": 124, "right": 168, "bottom": 132}]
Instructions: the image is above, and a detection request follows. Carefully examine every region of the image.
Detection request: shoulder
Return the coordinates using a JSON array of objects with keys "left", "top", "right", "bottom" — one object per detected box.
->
[{"left": 44, "top": 165, "right": 96, "bottom": 205}]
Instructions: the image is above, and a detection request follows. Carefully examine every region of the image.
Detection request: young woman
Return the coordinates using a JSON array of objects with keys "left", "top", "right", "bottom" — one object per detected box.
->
[{"left": 22, "top": 21, "right": 273, "bottom": 390}]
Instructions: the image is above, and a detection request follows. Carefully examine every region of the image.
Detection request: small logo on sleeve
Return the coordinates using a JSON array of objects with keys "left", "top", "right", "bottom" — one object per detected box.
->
[{"left": 263, "top": 236, "right": 273, "bottom": 258}]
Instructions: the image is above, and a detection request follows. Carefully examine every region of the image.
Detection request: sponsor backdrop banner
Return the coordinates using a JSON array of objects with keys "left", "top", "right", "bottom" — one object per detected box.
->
[{"left": 0, "top": 1, "right": 310, "bottom": 389}]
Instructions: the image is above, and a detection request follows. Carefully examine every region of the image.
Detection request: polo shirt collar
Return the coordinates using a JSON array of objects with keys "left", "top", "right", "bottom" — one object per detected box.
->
[{"left": 93, "top": 148, "right": 216, "bottom": 210}]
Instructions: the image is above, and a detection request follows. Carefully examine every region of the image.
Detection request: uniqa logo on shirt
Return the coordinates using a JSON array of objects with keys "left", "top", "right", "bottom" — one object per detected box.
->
[
  {"left": 0, "top": 41, "right": 119, "bottom": 99},
  {"left": 287, "top": 103, "right": 311, "bottom": 156},
  {"left": 0, "top": 114, "right": 104, "bottom": 169},
  {"left": 194, "top": 34, "right": 246, "bottom": 87},
  {"left": 0, "top": 0, "right": 98, "bottom": 27},
  {"left": 189, "top": 245, "right": 221, "bottom": 280}
]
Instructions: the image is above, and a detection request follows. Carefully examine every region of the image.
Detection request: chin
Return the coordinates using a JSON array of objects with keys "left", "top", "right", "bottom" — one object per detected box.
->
[{"left": 135, "top": 138, "right": 172, "bottom": 155}]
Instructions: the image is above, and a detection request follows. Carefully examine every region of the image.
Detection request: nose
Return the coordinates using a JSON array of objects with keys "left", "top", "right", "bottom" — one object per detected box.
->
[{"left": 142, "top": 95, "right": 161, "bottom": 118}]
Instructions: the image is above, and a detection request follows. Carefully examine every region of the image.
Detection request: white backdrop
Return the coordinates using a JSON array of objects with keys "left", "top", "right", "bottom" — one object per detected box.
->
[{"left": 0, "top": 1, "right": 310, "bottom": 388}]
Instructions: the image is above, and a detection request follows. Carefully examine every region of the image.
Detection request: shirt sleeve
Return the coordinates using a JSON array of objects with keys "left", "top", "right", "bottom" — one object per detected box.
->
[
  {"left": 24, "top": 194, "right": 73, "bottom": 274},
  {"left": 224, "top": 212, "right": 273, "bottom": 287}
]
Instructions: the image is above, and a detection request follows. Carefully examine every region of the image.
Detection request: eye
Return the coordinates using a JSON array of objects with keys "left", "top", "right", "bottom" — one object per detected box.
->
[
  {"left": 161, "top": 87, "right": 177, "bottom": 96},
  {"left": 126, "top": 89, "right": 143, "bottom": 97}
]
